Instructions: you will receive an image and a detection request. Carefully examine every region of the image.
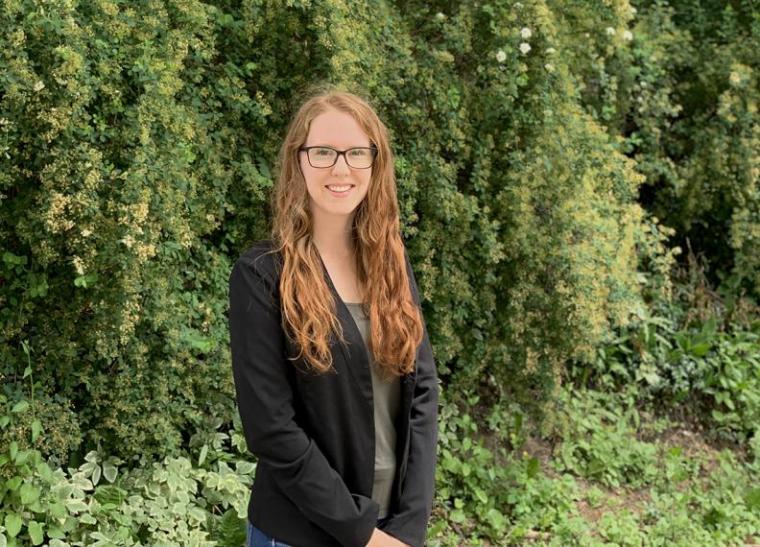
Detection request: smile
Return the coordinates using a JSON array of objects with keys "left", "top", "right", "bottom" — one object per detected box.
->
[{"left": 325, "top": 185, "right": 355, "bottom": 197}]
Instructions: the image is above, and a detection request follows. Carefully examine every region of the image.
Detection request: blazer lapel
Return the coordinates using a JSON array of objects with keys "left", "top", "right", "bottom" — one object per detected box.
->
[
  {"left": 314, "top": 249, "right": 418, "bottom": 404},
  {"left": 315, "top": 251, "right": 374, "bottom": 403}
]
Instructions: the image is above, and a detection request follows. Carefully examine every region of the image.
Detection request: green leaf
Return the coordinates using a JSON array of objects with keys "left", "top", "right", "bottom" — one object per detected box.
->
[
  {"left": 690, "top": 342, "right": 711, "bottom": 357},
  {"left": 73, "top": 273, "right": 98, "bottom": 288},
  {"left": 486, "top": 508, "right": 506, "bottom": 530},
  {"left": 526, "top": 456, "right": 540, "bottom": 478},
  {"left": 11, "top": 401, "right": 29, "bottom": 413},
  {"left": 2, "top": 252, "right": 26, "bottom": 266},
  {"left": 92, "top": 465, "right": 101, "bottom": 486},
  {"left": 450, "top": 508, "right": 466, "bottom": 523},
  {"left": 31, "top": 420, "right": 43, "bottom": 443},
  {"left": 4, "top": 514, "right": 21, "bottom": 537},
  {"left": 103, "top": 462, "right": 118, "bottom": 483},
  {"left": 65, "top": 498, "right": 89, "bottom": 513},
  {"left": 745, "top": 487, "right": 760, "bottom": 510},
  {"left": 28, "top": 521, "right": 43, "bottom": 545},
  {"left": 19, "top": 482, "right": 40, "bottom": 504},
  {"left": 47, "top": 501, "right": 67, "bottom": 520}
]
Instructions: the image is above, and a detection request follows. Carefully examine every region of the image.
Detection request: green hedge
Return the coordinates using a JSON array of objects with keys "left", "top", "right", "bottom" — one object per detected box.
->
[
  {"left": 2, "top": 0, "right": 674, "bottom": 464},
  {"left": 550, "top": 0, "right": 759, "bottom": 296}
]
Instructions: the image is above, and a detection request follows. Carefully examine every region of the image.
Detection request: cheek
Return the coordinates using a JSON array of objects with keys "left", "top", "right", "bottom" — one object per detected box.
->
[
  {"left": 357, "top": 177, "right": 372, "bottom": 199},
  {"left": 300, "top": 164, "right": 322, "bottom": 192},
  {"left": 305, "top": 179, "right": 323, "bottom": 200}
]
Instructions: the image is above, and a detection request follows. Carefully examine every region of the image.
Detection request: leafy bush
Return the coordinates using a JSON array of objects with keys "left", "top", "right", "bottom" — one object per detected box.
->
[
  {"left": 1, "top": 0, "right": 655, "bottom": 464},
  {"left": 551, "top": 0, "right": 760, "bottom": 297},
  {"left": 572, "top": 248, "right": 760, "bottom": 443},
  {"left": 0, "top": 394, "right": 255, "bottom": 546}
]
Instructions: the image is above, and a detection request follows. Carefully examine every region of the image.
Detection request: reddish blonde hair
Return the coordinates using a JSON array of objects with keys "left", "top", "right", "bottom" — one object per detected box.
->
[{"left": 266, "top": 84, "right": 423, "bottom": 378}]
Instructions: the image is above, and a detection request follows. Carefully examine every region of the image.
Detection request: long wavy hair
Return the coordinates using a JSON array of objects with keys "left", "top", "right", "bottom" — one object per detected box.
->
[{"left": 266, "top": 84, "right": 423, "bottom": 379}]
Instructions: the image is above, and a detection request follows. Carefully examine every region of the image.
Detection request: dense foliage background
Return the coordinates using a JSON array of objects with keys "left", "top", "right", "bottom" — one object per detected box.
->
[{"left": 1, "top": 0, "right": 757, "bottom": 545}]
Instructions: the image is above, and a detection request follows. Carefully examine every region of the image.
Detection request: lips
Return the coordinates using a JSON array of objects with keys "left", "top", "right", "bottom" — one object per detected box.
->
[{"left": 325, "top": 184, "right": 355, "bottom": 197}]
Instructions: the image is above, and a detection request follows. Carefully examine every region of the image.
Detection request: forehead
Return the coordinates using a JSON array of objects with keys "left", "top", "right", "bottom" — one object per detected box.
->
[{"left": 305, "top": 108, "right": 371, "bottom": 147}]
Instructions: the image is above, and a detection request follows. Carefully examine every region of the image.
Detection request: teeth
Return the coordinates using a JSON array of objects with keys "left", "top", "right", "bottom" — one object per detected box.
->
[{"left": 327, "top": 185, "right": 352, "bottom": 192}]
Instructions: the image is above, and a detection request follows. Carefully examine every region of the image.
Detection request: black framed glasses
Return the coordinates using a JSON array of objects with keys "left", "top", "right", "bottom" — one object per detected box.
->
[{"left": 299, "top": 145, "right": 378, "bottom": 169}]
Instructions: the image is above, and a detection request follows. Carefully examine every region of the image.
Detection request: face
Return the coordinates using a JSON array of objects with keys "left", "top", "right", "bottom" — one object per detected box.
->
[{"left": 299, "top": 108, "right": 373, "bottom": 220}]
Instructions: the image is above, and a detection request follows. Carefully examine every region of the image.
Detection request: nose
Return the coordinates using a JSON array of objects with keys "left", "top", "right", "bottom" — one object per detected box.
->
[{"left": 331, "top": 153, "right": 351, "bottom": 175}]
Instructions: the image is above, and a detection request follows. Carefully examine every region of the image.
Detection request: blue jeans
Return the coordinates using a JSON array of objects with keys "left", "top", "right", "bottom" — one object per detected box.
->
[
  {"left": 246, "top": 521, "right": 293, "bottom": 547},
  {"left": 246, "top": 517, "right": 391, "bottom": 546}
]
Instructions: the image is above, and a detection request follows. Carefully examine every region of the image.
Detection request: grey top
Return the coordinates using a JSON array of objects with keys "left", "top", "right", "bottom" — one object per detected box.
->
[{"left": 343, "top": 301, "right": 401, "bottom": 519}]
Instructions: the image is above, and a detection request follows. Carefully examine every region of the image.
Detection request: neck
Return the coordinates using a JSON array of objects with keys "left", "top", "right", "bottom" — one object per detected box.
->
[{"left": 311, "top": 210, "right": 356, "bottom": 259}]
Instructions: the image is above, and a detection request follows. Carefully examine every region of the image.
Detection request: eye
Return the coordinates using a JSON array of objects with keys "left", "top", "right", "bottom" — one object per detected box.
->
[
  {"left": 349, "top": 148, "right": 369, "bottom": 157},
  {"left": 314, "top": 147, "right": 334, "bottom": 156}
]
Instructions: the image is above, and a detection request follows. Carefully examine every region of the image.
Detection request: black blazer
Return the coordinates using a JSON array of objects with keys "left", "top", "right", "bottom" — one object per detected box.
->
[{"left": 228, "top": 240, "right": 439, "bottom": 547}]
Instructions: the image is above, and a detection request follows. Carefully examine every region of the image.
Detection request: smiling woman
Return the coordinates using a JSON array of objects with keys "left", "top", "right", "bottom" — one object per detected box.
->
[{"left": 229, "top": 85, "right": 438, "bottom": 547}]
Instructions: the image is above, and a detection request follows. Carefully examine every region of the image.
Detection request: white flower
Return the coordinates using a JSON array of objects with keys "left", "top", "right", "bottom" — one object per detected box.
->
[
  {"left": 640, "top": 81, "right": 648, "bottom": 88},
  {"left": 623, "top": 30, "right": 633, "bottom": 41},
  {"left": 546, "top": 47, "right": 556, "bottom": 55},
  {"left": 72, "top": 256, "right": 85, "bottom": 276},
  {"left": 435, "top": 12, "right": 446, "bottom": 21},
  {"left": 520, "top": 27, "right": 532, "bottom": 39},
  {"left": 605, "top": 27, "right": 616, "bottom": 36},
  {"left": 33, "top": 80, "right": 45, "bottom": 92},
  {"left": 120, "top": 235, "right": 135, "bottom": 249},
  {"left": 496, "top": 49, "right": 507, "bottom": 63},
  {"left": 519, "top": 42, "right": 531, "bottom": 54},
  {"left": 630, "top": 6, "right": 637, "bottom": 15},
  {"left": 544, "top": 63, "right": 555, "bottom": 72},
  {"left": 729, "top": 71, "right": 741, "bottom": 86},
  {"left": 81, "top": 228, "right": 92, "bottom": 237}
]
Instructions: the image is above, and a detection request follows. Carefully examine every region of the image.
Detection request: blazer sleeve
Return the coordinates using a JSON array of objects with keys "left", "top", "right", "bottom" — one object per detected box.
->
[
  {"left": 228, "top": 255, "right": 380, "bottom": 547},
  {"left": 380, "top": 249, "right": 440, "bottom": 547}
]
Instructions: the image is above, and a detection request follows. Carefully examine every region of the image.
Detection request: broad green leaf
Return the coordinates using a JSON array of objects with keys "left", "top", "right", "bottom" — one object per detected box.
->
[
  {"left": 11, "top": 401, "right": 29, "bottom": 413},
  {"left": 4, "top": 514, "right": 21, "bottom": 537},
  {"left": 28, "top": 521, "right": 43, "bottom": 545}
]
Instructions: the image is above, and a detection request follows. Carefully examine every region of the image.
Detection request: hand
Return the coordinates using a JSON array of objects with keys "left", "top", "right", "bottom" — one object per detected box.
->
[{"left": 365, "top": 527, "right": 410, "bottom": 547}]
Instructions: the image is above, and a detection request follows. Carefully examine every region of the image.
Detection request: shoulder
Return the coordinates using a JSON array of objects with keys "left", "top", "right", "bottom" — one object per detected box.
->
[{"left": 231, "top": 239, "right": 283, "bottom": 291}]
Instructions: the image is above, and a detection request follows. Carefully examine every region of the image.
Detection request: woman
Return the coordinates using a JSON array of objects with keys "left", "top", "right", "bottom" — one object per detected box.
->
[{"left": 228, "top": 86, "right": 439, "bottom": 547}]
